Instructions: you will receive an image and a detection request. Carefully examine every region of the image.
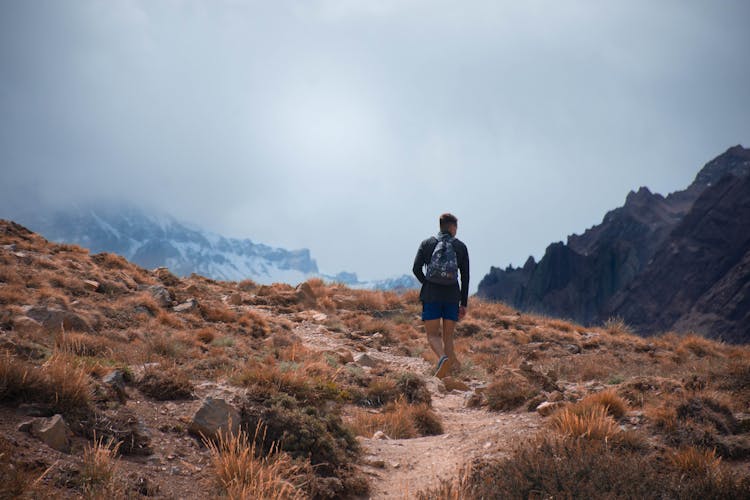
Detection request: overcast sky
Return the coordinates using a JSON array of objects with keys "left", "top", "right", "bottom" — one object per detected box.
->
[{"left": 1, "top": 1, "right": 749, "bottom": 284}]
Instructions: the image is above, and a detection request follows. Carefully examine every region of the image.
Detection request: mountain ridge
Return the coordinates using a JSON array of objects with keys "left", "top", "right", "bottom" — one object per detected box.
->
[{"left": 478, "top": 145, "right": 750, "bottom": 342}]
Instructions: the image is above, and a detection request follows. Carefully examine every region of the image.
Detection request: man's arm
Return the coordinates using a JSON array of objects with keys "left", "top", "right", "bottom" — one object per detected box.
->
[
  {"left": 459, "top": 244, "right": 470, "bottom": 307},
  {"left": 412, "top": 244, "right": 426, "bottom": 284}
]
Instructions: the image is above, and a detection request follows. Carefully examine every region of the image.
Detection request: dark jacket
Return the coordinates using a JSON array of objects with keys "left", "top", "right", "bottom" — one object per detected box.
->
[{"left": 412, "top": 232, "right": 470, "bottom": 307}]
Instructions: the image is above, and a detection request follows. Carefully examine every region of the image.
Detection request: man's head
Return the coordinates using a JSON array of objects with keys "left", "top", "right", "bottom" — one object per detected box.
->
[{"left": 439, "top": 213, "right": 458, "bottom": 236}]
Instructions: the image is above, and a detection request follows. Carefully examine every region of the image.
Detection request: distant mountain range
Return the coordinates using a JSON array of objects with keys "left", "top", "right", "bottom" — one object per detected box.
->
[
  {"left": 2, "top": 203, "right": 418, "bottom": 291},
  {"left": 478, "top": 145, "right": 750, "bottom": 343}
]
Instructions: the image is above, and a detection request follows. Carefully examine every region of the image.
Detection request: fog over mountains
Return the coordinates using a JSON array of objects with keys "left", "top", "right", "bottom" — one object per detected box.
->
[{"left": 2, "top": 203, "right": 417, "bottom": 291}]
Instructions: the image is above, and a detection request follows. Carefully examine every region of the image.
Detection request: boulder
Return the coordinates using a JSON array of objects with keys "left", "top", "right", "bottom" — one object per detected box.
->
[
  {"left": 336, "top": 349, "right": 354, "bottom": 364},
  {"left": 228, "top": 293, "right": 243, "bottom": 306},
  {"left": 148, "top": 285, "right": 173, "bottom": 308},
  {"left": 24, "top": 306, "right": 90, "bottom": 333},
  {"left": 189, "top": 398, "right": 240, "bottom": 441},
  {"left": 173, "top": 298, "right": 199, "bottom": 313},
  {"left": 21, "top": 414, "right": 71, "bottom": 452},
  {"left": 354, "top": 353, "right": 378, "bottom": 368}
]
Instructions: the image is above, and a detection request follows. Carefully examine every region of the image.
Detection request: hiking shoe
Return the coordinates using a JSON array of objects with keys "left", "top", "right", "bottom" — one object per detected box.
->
[{"left": 435, "top": 355, "right": 450, "bottom": 379}]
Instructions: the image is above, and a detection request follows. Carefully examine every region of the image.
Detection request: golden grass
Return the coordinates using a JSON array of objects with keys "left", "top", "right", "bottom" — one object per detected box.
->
[
  {"left": 576, "top": 389, "right": 628, "bottom": 419},
  {"left": 347, "top": 399, "right": 442, "bottom": 439},
  {"left": 56, "top": 331, "right": 114, "bottom": 357},
  {"left": 669, "top": 446, "right": 722, "bottom": 475},
  {"left": 80, "top": 436, "right": 123, "bottom": 498},
  {"left": 603, "top": 316, "right": 631, "bottom": 336},
  {"left": 205, "top": 426, "right": 304, "bottom": 500},
  {"left": 550, "top": 406, "right": 619, "bottom": 441}
]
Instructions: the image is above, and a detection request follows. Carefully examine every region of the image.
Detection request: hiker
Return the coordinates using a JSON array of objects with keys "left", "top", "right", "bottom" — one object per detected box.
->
[{"left": 412, "top": 213, "right": 469, "bottom": 378}]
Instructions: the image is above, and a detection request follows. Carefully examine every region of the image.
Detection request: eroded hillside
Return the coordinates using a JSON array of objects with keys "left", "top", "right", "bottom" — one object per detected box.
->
[{"left": 1, "top": 219, "right": 749, "bottom": 499}]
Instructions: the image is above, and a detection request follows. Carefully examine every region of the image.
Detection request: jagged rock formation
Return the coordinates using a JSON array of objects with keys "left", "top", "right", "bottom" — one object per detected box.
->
[{"left": 478, "top": 145, "right": 750, "bottom": 342}]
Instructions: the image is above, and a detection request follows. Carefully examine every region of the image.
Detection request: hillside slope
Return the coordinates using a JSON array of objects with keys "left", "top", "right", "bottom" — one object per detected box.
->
[{"left": 1, "top": 220, "right": 749, "bottom": 499}]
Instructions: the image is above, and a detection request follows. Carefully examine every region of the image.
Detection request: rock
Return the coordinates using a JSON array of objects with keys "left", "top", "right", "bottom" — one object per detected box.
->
[
  {"left": 103, "top": 370, "right": 127, "bottom": 392},
  {"left": 189, "top": 398, "right": 240, "bottom": 441},
  {"left": 536, "top": 401, "right": 565, "bottom": 417},
  {"left": 30, "top": 414, "right": 70, "bottom": 453},
  {"left": 83, "top": 279, "right": 101, "bottom": 292},
  {"left": 148, "top": 285, "right": 173, "bottom": 308},
  {"left": 173, "top": 298, "right": 198, "bottom": 313},
  {"left": 23, "top": 306, "right": 90, "bottom": 333},
  {"left": 372, "top": 430, "right": 389, "bottom": 440},
  {"left": 354, "top": 353, "right": 378, "bottom": 368},
  {"left": 17, "top": 420, "right": 34, "bottom": 432},
  {"left": 442, "top": 377, "right": 470, "bottom": 392},
  {"left": 12, "top": 316, "right": 41, "bottom": 334},
  {"left": 336, "top": 349, "right": 354, "bottom": 364},
  {"left": 312, "top": 312, "right": 328, "bottom": 322},
  {"left": 228, "top": 293, "right": 243, "bottom": 306},
  {"left": 548, "top": 390, "right": 565, "bottom": 402},
  {"left": 154, "top": 267, "right": 180, "bottom": 286},
  {"left": 295, "top": 282, "right": 317, "bottom": 306},
  {"left": 473, "top": 384, "right": 489, "bottom": 395},
  {"left": 564, "top": 344, "right": 581, "bottom": 354}
]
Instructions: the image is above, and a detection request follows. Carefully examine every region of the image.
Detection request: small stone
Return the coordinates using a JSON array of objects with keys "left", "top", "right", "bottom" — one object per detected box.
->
[
  {"left": 391, "top": 462, "right": 401, "bottom": 469},
  {"left": 312, "top": 312, "right": 328, "bottom": 322},
  {"left": 31, "top": 414, "right": 70, "bottom": 452},
  {"left": 103, "top": 370, "right": 126, "bottom": 392},
  {"left": 83, "top": 279, "right": 101, "bottom": 292},
  {"left": 372, "top": 430, "right": 388, "bottom": 440},
  {"left": 536, "top": 401, "right": 564, "bottom": 417},
  {"left": 564, "top": 344, "right": 581, "bottom": 354},
  {"left": 148, "top": 285, "right": 173, "bottom": 308},
  {"left": 173, "top": 298, "right": 198, "bottom": 313},
  {"left": 336, "top": 349, "right": 354, "bottom": 364},
  {"left": 442, "top": 377, "right": 470, "bottom": 392},
  {"left": 354, "top": 353, "right": 378, "bottom": 368}
]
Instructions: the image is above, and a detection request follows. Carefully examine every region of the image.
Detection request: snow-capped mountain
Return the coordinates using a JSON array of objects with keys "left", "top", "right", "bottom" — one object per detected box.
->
[
  {"left": 3, "top": 203, "right": 418, "bottom": 290},
  {"left": 6, "top": 203, "right": 318, "bottom": 285}
]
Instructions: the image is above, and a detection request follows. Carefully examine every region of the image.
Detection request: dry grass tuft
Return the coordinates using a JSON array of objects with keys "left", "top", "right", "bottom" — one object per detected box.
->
[
  {"left": 79, "top": 435, "right": 124, "bottom": 498},
  {"left": 551, "top": 406, "right": 619, "bottom": 441},
  {"left": 56, "top": 332, "right": 114, "bottom": 357},
  {"left": 137, "top": 366, "right": 194, "bottom": 400},
  {"left": 603, "top": 316, "right": 631, "bottom": 336},
  {"left": 348, "top": 399, "right": 442, "bottom": 439},
  {"left": 485, "top": 374, "right": 536, "bottom": 411},
  {"left": 669, "top": 446, "right": 722, "bottom": 475},
  {"left": 576, "top": 389, "right": 629, "bottom": 419},
  {"left": 205, "top": 426, "right": 304, "bottom": 500}
]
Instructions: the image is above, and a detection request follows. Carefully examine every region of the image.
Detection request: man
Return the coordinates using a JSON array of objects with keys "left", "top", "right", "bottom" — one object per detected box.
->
[{"left": 412, "top": 213, "right": 469, "bottom": 378}]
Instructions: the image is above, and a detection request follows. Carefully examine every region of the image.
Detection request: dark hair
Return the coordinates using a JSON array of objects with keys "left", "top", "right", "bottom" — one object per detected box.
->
[{"left": 439, "top": 213, "right": 458, "bottom": 231}]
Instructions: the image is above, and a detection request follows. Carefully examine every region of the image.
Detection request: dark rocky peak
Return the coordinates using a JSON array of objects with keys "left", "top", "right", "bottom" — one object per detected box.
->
[{"left": 691, "top": 144, "right": 750, "bottom": 188}]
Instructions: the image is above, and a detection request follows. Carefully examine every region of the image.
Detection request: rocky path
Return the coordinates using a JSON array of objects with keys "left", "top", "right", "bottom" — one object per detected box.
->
[{"left": 293, "top": 320, "right": 542, "bottom": 499}]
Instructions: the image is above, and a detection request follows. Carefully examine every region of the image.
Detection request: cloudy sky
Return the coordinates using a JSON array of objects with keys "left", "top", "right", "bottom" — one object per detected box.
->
[{"left": 2, "top": 1, "right": 749, "bottom": 285}]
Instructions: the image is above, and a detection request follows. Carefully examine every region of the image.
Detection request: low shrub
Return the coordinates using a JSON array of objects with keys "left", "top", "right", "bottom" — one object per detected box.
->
[
  {"left": 137, "top": 367, "right": 194, "bottom": 400},
  {"left": 485, "top": 374, "right": 536, "bottom": 411}
]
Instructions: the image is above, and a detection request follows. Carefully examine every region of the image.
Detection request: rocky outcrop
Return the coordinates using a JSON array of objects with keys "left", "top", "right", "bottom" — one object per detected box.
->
[
  {"left": 478, "top": 145, "right": 750, "bottom": 342},
  {"left": 607, "top": 173, "right": 750, "bottom": 342}
]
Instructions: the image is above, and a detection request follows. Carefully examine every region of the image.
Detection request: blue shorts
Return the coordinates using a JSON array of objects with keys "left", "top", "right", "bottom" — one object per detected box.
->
[{"left": 422, "top": 302, "right": 460, "bottom": 322}]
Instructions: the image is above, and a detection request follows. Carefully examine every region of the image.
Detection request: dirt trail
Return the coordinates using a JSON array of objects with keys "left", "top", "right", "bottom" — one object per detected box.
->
[{"left": 293, "top": 320, "right": 541, "bottom": 499}]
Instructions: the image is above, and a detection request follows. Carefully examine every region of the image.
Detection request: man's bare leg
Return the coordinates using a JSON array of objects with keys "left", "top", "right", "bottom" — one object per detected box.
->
[
  {"left": 442, "top": 319, "right": 461, "bottom": 373},
  {"left": 424, "top": 319, "right": 445, "bottom": 359}
]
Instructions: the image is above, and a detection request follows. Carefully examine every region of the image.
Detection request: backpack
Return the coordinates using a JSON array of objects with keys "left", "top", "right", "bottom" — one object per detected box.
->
[{"left": 425, "top": 233, "right": 459, "bottom": 285}]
